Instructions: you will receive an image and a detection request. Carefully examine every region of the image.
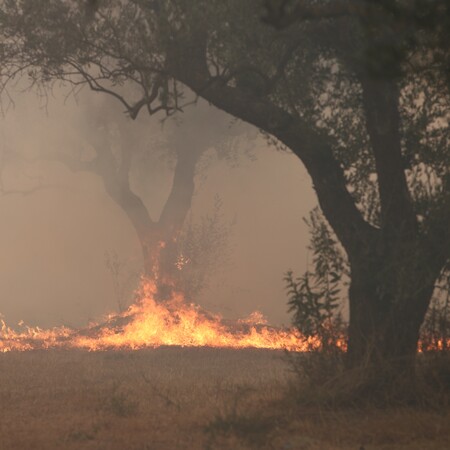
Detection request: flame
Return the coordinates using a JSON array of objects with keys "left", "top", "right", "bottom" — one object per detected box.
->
[
  {"left": 175, "top": 253, "right": 190, "bottom": 270},
  {"left": 0, "top": 279, "right": 316, "bottom": 353}
]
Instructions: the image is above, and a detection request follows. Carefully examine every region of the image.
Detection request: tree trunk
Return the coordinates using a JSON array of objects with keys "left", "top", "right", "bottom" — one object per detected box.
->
[
  {"left": 134, "top": 147, "right": 201, "bottom": 299},
  {"left": 345, "top": 238, "right": 439, "bottom": 396},
  {"left": 138, "top": 227, "right": 180, "bottom": 299}
]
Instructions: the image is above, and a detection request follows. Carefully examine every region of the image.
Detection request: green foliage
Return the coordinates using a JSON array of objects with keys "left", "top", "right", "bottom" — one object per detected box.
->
[
  {"left": 285, "top": 270, "right": 339, "bottom": 337},
  {"left": 286, "top": 207, "right": 347, "bottom": 351}
]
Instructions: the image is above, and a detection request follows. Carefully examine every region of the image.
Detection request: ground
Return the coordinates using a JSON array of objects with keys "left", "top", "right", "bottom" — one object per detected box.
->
[{"left": 0, "top": 348, "right": 448, "bottom": 450}]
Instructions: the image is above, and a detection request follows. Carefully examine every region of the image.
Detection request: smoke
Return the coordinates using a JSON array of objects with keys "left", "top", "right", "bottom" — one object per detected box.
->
[{"left": 0, "top": 84, "right": 315, "bottom": 328}]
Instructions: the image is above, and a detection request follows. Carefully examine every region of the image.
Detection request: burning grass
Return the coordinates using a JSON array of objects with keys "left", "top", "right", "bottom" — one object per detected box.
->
[
  {"left": 0, "top": 347, "right": 448, "bottom": 450},
  {"left": 1, "top": 280, "right": 312, "bottom": 353}
]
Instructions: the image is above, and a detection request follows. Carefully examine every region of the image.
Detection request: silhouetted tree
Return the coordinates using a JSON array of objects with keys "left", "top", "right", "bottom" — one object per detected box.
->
[{"left": 49, "top": 97, "right": 240, "bottom": 298}]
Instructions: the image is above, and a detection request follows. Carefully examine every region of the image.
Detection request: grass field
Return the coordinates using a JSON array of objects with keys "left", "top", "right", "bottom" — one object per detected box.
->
[{"left": 0, "top": 348, "right": 448, "bottom": 449}]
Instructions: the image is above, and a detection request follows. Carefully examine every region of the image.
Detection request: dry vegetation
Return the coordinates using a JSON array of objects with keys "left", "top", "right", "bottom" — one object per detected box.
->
[{"left": 0, "top": 348, "right": 448, "bottom": 450}]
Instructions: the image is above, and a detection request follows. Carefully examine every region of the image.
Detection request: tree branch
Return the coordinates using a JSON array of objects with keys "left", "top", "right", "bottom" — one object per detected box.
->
[
  {"left": 167, "top": 34, "right": 377, "bottom": 254},
  {"left": 360, "top": 77, "right": 417, "bottom": 236},
  {"left": 158, "top": 146, "right": 203, "bottom": 234}
]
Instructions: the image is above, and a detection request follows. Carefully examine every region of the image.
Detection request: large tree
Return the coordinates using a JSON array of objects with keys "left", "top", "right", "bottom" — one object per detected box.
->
[{"left": 1, "top": 0, "right": 449, "bottom": 383}]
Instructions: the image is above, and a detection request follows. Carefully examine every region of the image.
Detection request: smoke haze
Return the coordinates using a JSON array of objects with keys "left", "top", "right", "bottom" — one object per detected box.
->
[{"left": 0, "top": 86, "right": 315, "bottom": 328}]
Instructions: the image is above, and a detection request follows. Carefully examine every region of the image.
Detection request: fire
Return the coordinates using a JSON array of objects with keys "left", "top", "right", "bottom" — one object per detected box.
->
[{"left": 0, "top": 279, "right": 315, "bottom": 353}]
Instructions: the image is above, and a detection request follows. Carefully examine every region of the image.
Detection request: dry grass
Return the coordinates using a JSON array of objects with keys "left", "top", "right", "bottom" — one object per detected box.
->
[{"left": 0, "top": 348, "right": 448, "bottom": 450}]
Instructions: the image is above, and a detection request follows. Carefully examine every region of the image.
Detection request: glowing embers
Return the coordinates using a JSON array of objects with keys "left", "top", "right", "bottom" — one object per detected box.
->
[{"left": 1, "top": 280, "right": 314, "bottom": 352}]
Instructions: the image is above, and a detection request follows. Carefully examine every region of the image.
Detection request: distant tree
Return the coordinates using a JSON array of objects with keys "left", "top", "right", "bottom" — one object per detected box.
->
[
  {"left": 0, "top": 92, "right": 243, "bottom": 300},
  {"left": 1, "top": 0, "right": 449, "bottom": 390},
  {"left": 51, "top": 97, "right": 242, "bottom": 299}
]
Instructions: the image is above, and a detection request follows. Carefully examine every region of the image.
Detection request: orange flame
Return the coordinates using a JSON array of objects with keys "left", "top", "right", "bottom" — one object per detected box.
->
[{"left": 1, "top": 279, "right": 316, "bottom": 353}]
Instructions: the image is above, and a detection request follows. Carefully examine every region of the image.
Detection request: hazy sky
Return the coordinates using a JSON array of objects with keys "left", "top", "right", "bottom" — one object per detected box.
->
[{"left": 0, "top": 86, "right": 316, "bottom": 328}]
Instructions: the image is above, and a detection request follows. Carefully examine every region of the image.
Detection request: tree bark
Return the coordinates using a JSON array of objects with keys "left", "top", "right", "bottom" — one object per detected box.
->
[
  {"left": 344, "top": 228, "right": 444, "bottom": 398},
  {"left": 343, "top": 77, "right": 441, "bottom": 386}
]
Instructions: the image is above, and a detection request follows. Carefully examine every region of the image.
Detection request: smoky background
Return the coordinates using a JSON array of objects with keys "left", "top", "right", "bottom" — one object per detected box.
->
[{"left": 0, "top": 84, "right": 315, "bottom": 328}]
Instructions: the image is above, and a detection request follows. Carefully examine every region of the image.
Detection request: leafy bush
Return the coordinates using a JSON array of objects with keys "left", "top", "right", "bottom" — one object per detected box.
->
[{"left": 286, "top": 207, "right": 347, "bottom": 353}]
